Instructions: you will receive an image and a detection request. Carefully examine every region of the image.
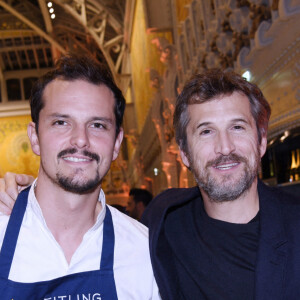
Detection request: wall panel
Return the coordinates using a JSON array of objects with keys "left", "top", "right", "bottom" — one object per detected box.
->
[{"left": 0, "top": 115, "right": 39, "bottom": 177}]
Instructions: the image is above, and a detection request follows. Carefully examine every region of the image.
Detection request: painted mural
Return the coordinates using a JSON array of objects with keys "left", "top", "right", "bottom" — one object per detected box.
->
[{"left": 0, "top": 115, "right": 39, "bottom": 178}]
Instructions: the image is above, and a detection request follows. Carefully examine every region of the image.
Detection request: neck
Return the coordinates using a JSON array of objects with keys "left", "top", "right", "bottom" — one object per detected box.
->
[
  {"left": 34, "top": 174, "right": 102, "bottom": 263},
  {"left": 200, "top": 178, "right": 259, "bottom": 224}
]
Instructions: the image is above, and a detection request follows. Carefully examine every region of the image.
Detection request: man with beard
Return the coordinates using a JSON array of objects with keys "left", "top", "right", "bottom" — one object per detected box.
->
[
  {"left": 0, "top": 54, "right": 159, "bottom": 299},
  {"left": 141, "top": 69, "right": 300, "bottom": 299},
  {"left": 2, "top": 69, "right": 300, "bottom": 299}
]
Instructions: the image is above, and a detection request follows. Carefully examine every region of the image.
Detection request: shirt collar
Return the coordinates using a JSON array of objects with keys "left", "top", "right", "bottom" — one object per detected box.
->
[{"left": 28, "top": 179, "right": 107, "bottom": 231}]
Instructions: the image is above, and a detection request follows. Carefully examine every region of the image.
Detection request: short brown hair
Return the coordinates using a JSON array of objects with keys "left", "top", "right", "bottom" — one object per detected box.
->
[
  {"left": 173, "top": 69, "right": 271, "bottom": 153},
  {"left": 31, "top": 54, "right": 125, "bottom": 136}
]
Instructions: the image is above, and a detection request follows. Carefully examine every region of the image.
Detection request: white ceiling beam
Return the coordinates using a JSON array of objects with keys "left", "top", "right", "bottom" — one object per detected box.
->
[
  {"left": 0, "top": 44, "right": 50, "bottom": 52},
  {"left": 104, "top": 34, "right": 124, "bottom": 49},
  {"left": 33, "top": 48, "right": 40, "bottom": 69},
  {"left": 6, "top": 52, "right": 14, "bottom": 70},
  {"left": 0, "top": 29, "right": 34, "bottom": 38},
  {"left": 88, "top": 0, "right": 122, "bottom": 33}
]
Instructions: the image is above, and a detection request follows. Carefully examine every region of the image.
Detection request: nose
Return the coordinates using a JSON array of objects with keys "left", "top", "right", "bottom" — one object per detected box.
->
[
  {"left": 214, "top": 131, "right": 236, "bottom": 156},
  {"left": 70, "top": 125, "right": 90, "bottom": 149}
]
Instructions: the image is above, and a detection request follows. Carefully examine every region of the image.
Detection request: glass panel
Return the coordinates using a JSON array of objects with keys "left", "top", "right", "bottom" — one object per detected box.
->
[
  {"left": 6, "top": 79, "right": 21, "bottom": 101},
  {"left": 23, "top": 77, "right": 38, "bottom": 100}
]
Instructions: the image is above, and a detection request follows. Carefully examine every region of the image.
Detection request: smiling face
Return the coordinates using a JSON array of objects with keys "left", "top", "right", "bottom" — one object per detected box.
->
[
  {"left": 28, "top": 79, "right": 123, "bottom": 194},
  {"left": 180, "top": 91, "right": 267, "bottom": 202}
]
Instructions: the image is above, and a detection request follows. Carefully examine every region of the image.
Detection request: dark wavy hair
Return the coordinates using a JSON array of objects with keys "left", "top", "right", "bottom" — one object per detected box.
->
[
  {"left": 173, "top": 69, "right": 271, "bottom": 154},
  {"left": 129, "top": 188, "right": 153, "bottom": 207},
  {"left": 30, "top": 54, "right": 126, "bottom": 136}
]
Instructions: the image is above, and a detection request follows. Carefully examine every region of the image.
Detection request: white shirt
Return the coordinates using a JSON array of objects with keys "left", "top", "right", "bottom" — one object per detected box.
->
[{"left": 0, "top": 182, "right": 160, "bottom": 299}]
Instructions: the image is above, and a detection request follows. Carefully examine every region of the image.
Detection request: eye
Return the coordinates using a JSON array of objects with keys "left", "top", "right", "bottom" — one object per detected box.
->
[
  {"left": 232, "top": 125, "right": 244, "bottom": 130},
  {"left": 200, "top": 129, "right": 212, "bottom": 135},
  {"left": 91, "top": 122, "right": 105, "bottom": 129},
  {"left": 53, "top": 120, "right": 67, "bottom": 126}
]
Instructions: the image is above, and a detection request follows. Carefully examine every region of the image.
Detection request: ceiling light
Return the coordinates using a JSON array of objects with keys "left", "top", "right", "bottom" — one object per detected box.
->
[
  {"left": 268, "top": 139, "right": 275, "bottom": 146},
  {"left": 280, "top": 131, "right": 289, "bottom": 142},
  {"left": 242, "top": 70, "right": 251, "bottom": 82},
  {"left": 49, "top": 8, "right": 54, "bottom": 13},
  {"left": 51, "top": 14, "right": 56, "bottom": 19},
  {"left": 47, "top": 2, "right": 53, "bottom": 8}
]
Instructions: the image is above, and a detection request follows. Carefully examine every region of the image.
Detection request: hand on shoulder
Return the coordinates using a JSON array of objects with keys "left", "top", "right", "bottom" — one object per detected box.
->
[{"left": 0, "top": 172, "right": 35, "bottom": 215}]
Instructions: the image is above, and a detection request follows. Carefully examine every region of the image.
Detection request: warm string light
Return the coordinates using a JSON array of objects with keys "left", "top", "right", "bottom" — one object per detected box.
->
[{"left": 47, "top": 2, "right": 55, "bottom": 19}]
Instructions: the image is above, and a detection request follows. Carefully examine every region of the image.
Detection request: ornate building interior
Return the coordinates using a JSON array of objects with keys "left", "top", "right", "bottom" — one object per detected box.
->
[{"left": 0, "top": 0, "right": 299, "bottom": 204}]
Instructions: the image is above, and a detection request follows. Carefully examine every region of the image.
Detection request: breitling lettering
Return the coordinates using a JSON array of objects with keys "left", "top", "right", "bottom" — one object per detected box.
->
[{"left": 44, "top": 294, "right": 101, "bottom": 300}]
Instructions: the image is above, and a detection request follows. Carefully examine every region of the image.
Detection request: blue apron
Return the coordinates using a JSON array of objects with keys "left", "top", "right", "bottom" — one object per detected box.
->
[{"left": 0, "top": 187, "right": 118, "bottom": 299}]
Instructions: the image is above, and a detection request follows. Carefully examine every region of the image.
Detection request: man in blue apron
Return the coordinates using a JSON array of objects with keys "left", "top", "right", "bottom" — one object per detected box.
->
[{"left": 0, "top": 54, "right": 160, "bottom": 299}]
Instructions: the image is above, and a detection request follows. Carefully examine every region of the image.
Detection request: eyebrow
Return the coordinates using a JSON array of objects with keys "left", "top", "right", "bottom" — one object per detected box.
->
[
  {"left": 48, "top": 114, "right": 114, "bottom": 124},
  {"left": 48, "top": 113, "right": 69, "bottom": 119},
  {"left": 196, "top": 122, "right": 211, "bottom": 129},
  {"left": 196, "top": 118, "right": 250, "bottom": 129},
  {"left": 88, "top": 117, "right": 114, "bottom": 124},
  {"left": 230, "top": 118, "right": 250, "bottom": 125}
]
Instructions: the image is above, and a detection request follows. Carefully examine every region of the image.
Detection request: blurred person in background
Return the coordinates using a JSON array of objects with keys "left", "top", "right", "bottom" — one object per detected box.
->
[{"left": 127, "top": 188, "right": 153, "bottom": 221}]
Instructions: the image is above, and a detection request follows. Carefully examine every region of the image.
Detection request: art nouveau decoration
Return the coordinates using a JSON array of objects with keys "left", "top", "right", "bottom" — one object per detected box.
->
[
  {"left": 129, "top": 0, "right": 300, "bottom": 190},
  {"left": 0, "top": 0, "right": 299, "bottom": 193}
]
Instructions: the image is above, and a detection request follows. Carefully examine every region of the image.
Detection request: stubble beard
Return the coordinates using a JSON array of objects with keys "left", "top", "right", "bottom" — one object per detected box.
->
[
  {"left": 189, "top": 149, "right": 261, "bottom": 203},
  {"left": 56, "top": 169, "right": 101, "bottom": 195},
  {"left": 42, "top": 147, "right": 103, "bottom": 195}
]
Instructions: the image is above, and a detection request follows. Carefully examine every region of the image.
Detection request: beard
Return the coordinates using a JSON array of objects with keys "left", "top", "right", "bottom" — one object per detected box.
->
[
  {"left": 40, "top": 147, "right": 102, "bottom": 195},
  {"left": 189, "top": 149, "right": 261, "bottom": 203},
  {"left": 57, "top": 169, "right": 101, "bottom": 194}
]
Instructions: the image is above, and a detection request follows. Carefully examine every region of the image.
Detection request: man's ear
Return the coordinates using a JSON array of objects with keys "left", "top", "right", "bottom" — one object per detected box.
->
[
  {"left": 27, "top": 122, "right": 40, "bottom": 156},
  {"left": 259, "top": 134, "right": 267, "bottom": 158},
  {"left": 112, "top": 128, "right": 124, "bottom": 161},
  {"left": 180, "top": 148, "right": 190, "bottom": 168}
]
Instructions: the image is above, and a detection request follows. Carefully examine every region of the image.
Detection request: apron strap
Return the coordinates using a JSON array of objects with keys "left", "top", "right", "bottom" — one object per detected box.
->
[
  {"left": 0, "top": 187, "right": 30, "bottom": 278},
  {"left": 0, "top": 190, "right": 115, "bottom": 277},
  {"left": 100, "top": 206, "right": 115, "bottom": 271}
]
